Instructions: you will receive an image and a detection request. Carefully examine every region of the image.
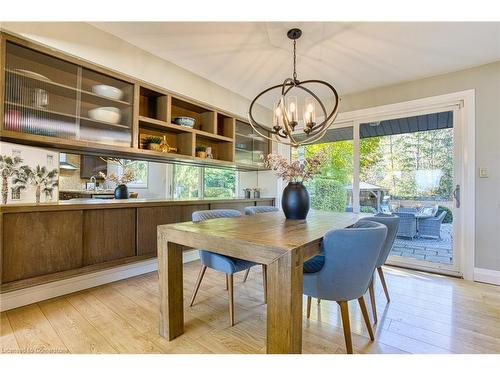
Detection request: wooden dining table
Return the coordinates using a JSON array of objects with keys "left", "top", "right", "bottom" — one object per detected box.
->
[{"left": 157, "top": 210, "right": 367, "bottom": 354}]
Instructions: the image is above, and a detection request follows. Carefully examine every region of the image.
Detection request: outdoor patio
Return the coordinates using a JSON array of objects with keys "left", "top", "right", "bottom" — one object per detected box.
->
[{"left": 390, "top": 223, "right": 453, "bottom": 264}]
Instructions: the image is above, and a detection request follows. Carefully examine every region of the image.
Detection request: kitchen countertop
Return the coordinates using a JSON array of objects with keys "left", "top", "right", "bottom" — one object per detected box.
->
[
  {"left": 0, "top": 197, "right": 276, "bottom": 213},
  {"left": 60, "top": 189, "right": 116, "bottom": 195}
]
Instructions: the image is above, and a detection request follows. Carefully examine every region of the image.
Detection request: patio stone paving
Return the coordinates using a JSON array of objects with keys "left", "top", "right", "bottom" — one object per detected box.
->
[{"left": 390, "top": 223, "right": 453, "bottom": 264}]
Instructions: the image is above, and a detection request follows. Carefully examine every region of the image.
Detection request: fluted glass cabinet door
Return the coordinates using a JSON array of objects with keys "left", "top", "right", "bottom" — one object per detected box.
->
[{"left": 3, "top": 41, "right": 133, "bottom": 147}]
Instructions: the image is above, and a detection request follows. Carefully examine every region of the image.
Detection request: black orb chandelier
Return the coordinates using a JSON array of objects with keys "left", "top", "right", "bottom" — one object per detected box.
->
[{"left": 248, "top": 28, "right": 340, "bottom": 148}]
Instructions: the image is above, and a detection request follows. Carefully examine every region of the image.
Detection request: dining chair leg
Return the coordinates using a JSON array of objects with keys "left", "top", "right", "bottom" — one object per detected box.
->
[
  {"left": 243, "top": 268, "right": 250, "bottom": 282},
  {"left": 368, "top": 279, "right": 377, "bottom": 324},
  {"left": 227, "top": 274, "right": 235, "bottom": 326},
  {"left": 262, "top": 265, "right": 267, "bottom": 304},
  {"left": 306, "top": 296, "right": 312, "bottom": 318},
  {"left": 189, "top": 265, "right": 207, "bottom": 307},
  {"left": 377, "top": 267, "right": 390, "bottom": 302},
  {"left": 358, "top": 296, "right": 375, "bottom": 341},
  {"left": 225, "top": 273, "right": 228, "bottom": 290},
  {"left": 338, "top": 301, "right": 353, "bottom": 354},
  {"left": 317, "top": 298, "right": 321, "bottom": 304}
]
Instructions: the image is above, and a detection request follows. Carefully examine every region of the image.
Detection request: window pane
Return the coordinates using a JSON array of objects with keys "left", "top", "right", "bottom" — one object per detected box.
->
[
  {"left": 292, "top": 127, "right": 353, "bottom": 212},
  {"left": 124, "top": 160, "right": 148, "bottom": 188},
  {"left": 174, "top": 165, "right": 200, "bottom": 199},
  {"left": 204, "top": 167, "right": 236, "bottom": 198}
]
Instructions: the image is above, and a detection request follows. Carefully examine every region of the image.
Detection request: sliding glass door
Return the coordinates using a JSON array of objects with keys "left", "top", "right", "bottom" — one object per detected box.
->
[{"left": 294, "top": 107, "right": 462, "bottom": 276}]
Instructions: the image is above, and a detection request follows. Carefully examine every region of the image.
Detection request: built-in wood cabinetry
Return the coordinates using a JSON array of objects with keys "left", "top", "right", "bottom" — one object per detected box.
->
[
  {"left": 2, "top": 211, "right": 83, "bottom": 282},
  {"left": 235, "top": 119, "right": 270, "bottom": 168},
  {"left": 82, "top": 208, "right": 136, "bottom": 265},
  {"left": 0, "top": 198, "right": 274, "bottom": 291},
  {"left": 0, "top": 32, "right": 271, "bottom": 170}
]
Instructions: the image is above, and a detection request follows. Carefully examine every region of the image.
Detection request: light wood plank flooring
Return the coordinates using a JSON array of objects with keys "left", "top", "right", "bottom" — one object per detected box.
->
[{"left": 1, "top": 262, "right": 499, "bottom": 354}]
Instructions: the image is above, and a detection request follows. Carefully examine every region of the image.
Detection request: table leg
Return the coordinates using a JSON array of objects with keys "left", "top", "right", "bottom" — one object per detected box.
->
[
  {"left": 266, "top": 251, "right": 303, "bottom": 354},
  {"left": 158, "top": 236, "right": 184, "bottom": 340}
]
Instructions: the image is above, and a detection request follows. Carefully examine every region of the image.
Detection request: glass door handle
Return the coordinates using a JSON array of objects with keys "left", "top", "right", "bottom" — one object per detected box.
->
[{"left": 453, "top": 184, "right": 461, "bottom": 208}]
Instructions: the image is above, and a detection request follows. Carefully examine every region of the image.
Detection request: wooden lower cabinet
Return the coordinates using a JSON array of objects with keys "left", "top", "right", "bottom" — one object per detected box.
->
[
  {"left": 137, "top": 206, "right": 182, "bottom": 256},
  {"left": 0, "top": 199, "right": 273, "bottom": 290},
  {"left": 137, "top": 204, "right": 210, "bottom": 256},
  {"left": 2, "top": 211, "right": 83, "bottom": 283},
  {"left": 82, "top": 208, "right": 136, "bottom": 265},
  {"left": 256, "top": 200, "right": 275, "bottom": 207}
]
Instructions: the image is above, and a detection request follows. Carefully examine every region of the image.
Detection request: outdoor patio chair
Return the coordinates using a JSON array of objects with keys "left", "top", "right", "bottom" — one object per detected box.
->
[
  {"left": 394, "top": 211, "right": 417, "bottom": 239},
  {"left": 398, "top": 207, "right": 418, "bottom": 213},
  {"left": 418, "top": 211, "right": 447, "bottom": 239}
]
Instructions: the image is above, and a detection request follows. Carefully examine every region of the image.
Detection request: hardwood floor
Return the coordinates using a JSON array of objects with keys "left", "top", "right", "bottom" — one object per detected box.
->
[{"left": 1, "top": 262, "right": 499, "bottom": 354}]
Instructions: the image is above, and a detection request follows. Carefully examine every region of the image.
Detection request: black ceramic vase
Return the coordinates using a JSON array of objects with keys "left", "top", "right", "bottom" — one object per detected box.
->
[
  {"left": 281, "top": 181, "right": 310, "bottom": 220},
  {"left": 114, "top": 184, "right": 129, "bottom": 199}
]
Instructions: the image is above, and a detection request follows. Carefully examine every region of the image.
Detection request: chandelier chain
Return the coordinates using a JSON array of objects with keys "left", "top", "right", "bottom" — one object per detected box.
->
[{"left": 293, "top": 39, "right": 297, "bottom": 82}]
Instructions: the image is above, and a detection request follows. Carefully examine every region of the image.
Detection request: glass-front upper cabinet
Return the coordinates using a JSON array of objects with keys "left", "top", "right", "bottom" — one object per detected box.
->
[
  {"left": 234, "top": 120, "right": 269, "bottom": 167},
  {"left": 3, "top": 41, "right": 134, "bottom": 147}
]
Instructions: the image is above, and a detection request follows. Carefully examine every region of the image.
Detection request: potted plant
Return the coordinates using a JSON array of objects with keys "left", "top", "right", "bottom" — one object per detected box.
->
[
  {"left": 264, "top": 151, "right": 325, "bottom": 219},
  {"left": 196, "top": 145, "right": 207, "bottom": 158},
  {"left": 143, "top": 136, "right": 162, "bottom": 151},
  {"left": 99, "top": 158, "right": 136, "bottom": 199}
]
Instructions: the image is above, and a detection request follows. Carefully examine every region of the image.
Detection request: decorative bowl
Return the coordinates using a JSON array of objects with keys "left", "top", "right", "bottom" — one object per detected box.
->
[
  {"left": 92, "top": 84, "right": 123, "bottom": 100},
  {"left": 88, "top": 107, "right": 121, "bottom": 124},
  {"left": 173, "top": 116, "right": 195, "bottom": 128}
]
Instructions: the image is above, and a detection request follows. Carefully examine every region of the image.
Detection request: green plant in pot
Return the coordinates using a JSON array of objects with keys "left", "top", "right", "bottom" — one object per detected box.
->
[
  {"left": 196, "top": 145, "right": 207, "bottom": 159},
  {"left": 143, "top": 136, "right": 162, "bottom": 151},
  {"left": 264, "top": 150, "right": 326, "bottom": 220}
]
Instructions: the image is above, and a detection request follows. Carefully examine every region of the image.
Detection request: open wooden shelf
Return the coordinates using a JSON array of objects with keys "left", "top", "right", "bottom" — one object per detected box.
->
[
  {"left": 171, "top": 96, "right": 216, "bottom": 134},
  {"left": 139, "top": 86, "right": 168, "bottom": 121}
]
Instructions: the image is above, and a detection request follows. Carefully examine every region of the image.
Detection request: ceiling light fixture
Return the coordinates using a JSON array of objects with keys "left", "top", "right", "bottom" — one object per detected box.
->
[{"left": 248, "top": 28, "right": 340, "bottom": 148}]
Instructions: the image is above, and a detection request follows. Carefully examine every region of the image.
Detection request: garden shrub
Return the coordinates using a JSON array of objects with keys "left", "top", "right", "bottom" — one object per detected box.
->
[
  {"left": 310, "top": 178, "right": 346, "bottom": 212},
  {"left": 204, "top": 187, "right": 233, "bottom": 198},
  {"left": 437, "top": 205, "right": 453, "bottom": 223}
]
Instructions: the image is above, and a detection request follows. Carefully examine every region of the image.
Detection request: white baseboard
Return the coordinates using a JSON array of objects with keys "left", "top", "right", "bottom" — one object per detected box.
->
[
  {"left": 0, "top": 250, "right": 200, "bottom": 312},
  {"left": 473, "top": 267, "right": 500, "bottom": 286}
]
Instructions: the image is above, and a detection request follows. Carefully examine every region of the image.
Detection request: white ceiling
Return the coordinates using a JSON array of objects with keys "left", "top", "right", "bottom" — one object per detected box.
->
[{"left": 90, "top": 22, "right": 500, "bottom": 107}]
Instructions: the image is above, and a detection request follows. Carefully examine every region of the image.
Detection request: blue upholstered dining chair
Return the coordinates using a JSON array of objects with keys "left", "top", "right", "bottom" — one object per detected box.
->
[
  {"left": 189, "top": 209, "right": 266, "bottom": 326},
  {"left": 303, "top": 220, "right": 387, "bottom": 354},
  {"left": 359, "top": 214, "right": 400, "bottom": 323},
  {"left": 244, "top": 205, "right": 279, "bottom": 215},
  {"left": 241, "top": 205, "right": 279, "bottom": 285}
]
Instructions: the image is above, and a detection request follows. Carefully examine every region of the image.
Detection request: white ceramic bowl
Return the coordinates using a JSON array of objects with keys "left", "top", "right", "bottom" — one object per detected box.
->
[
  {"left": 92, "top": 84, "right": 123, "bottom": 100},
  {"left": 88, "top": 107, "right": 121, "bottom": 124}
]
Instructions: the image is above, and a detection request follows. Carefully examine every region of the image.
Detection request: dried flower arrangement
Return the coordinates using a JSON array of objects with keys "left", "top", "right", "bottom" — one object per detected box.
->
[
  {"left": 263, "top": 150, "right": 326, "bottom": 183},
  {"left": 98, "top": 158, "right": 136, "bottom": 185}
]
